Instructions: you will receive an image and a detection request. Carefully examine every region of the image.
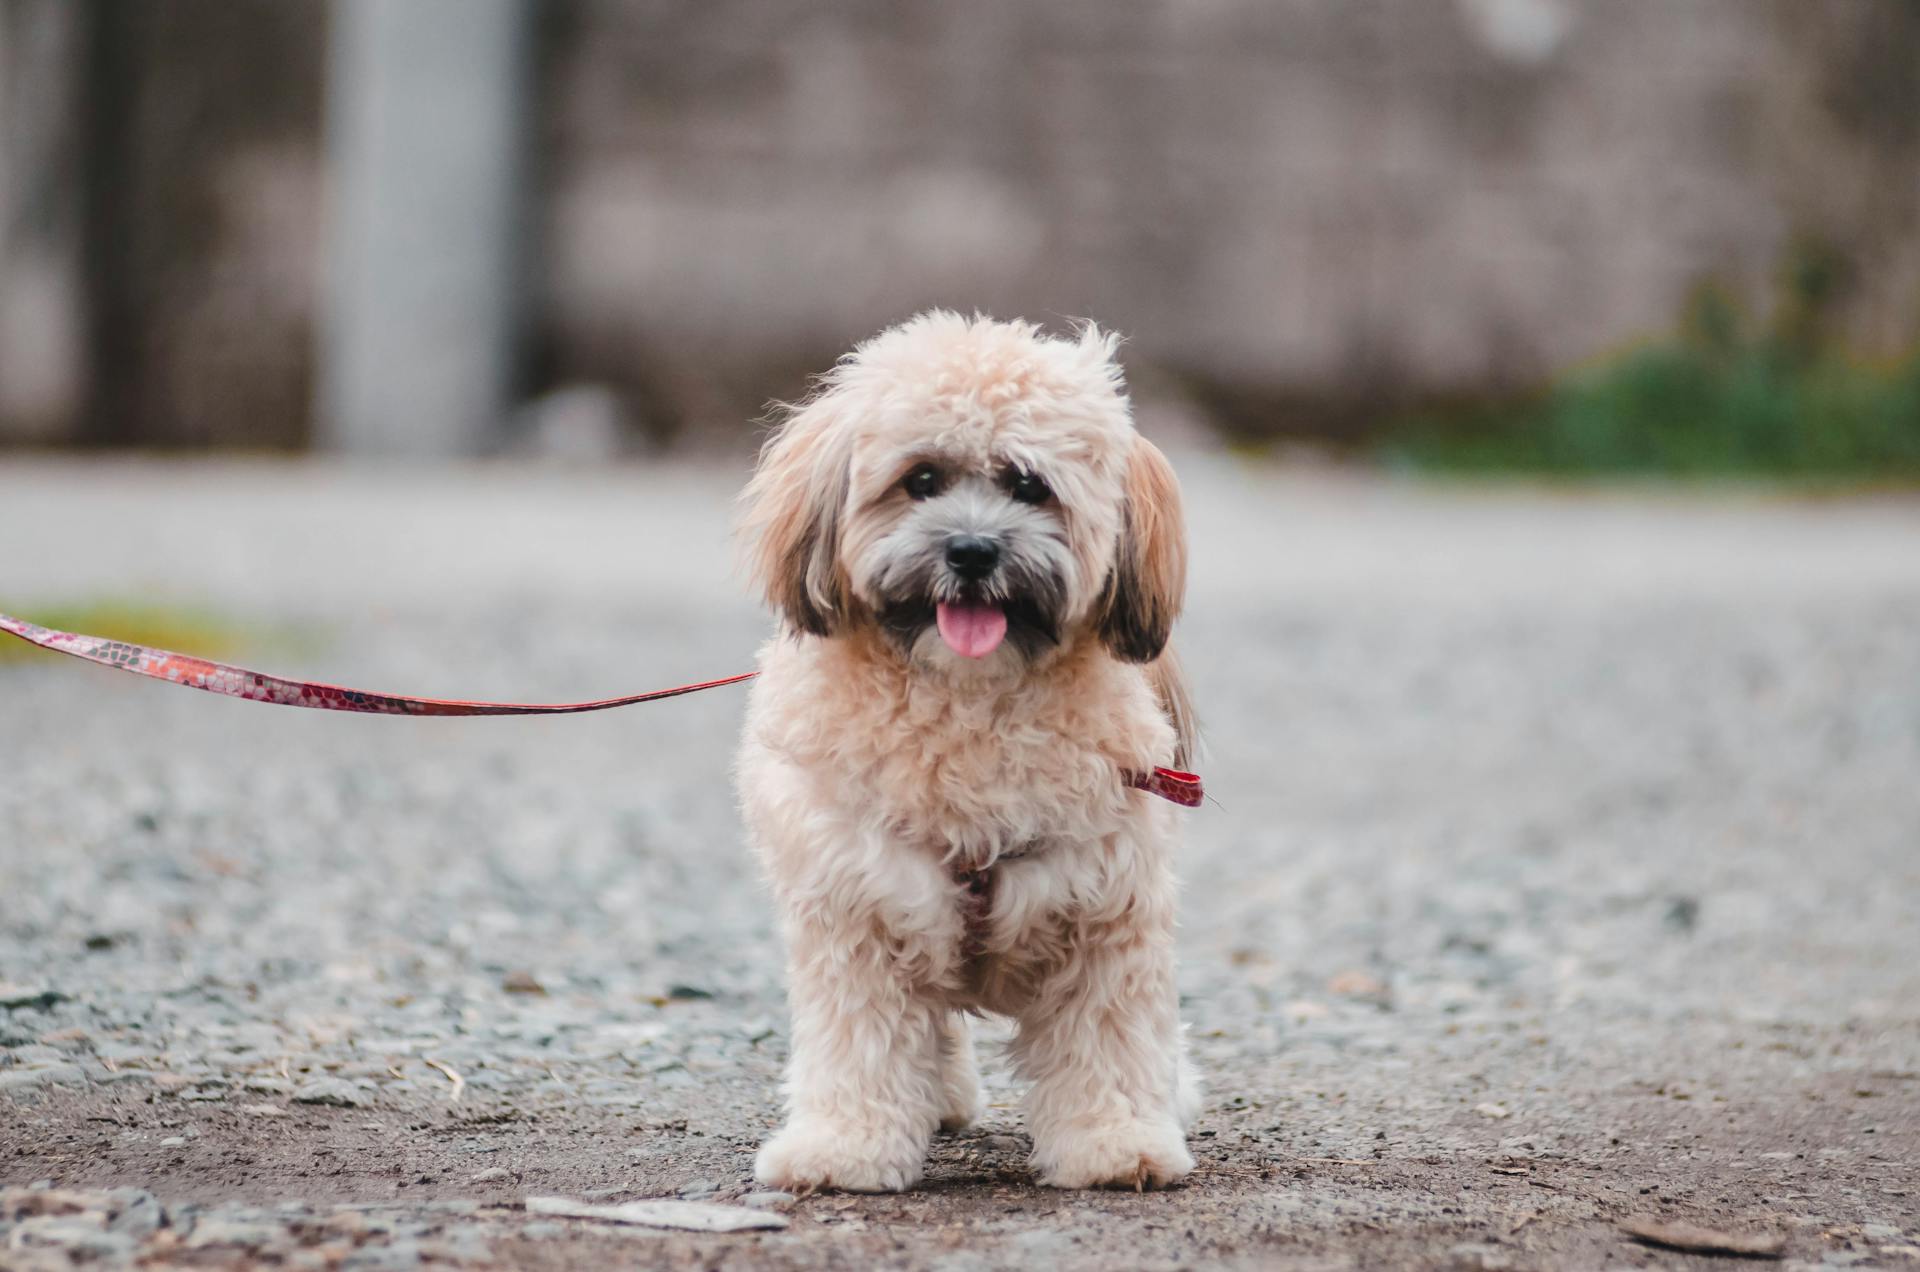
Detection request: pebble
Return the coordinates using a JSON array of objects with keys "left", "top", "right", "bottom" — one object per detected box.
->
[
  {"left": 185, "top": 1217, "right": 292, "bottom": 1248},
  {"left": 293, "top": 1077, "right": 368, "bottom": 1107},
  {"left": 10, "top": 1218, "right": 138, "bottom": 1261},
  {"left": 0, "top": 986, "right": 64, "bottom": 1011},
  {"left": 343, "top": 1242, "right": 429, "bottom": 1270},
  {"left": 105, "top": 1190, "right": 165, "bottom": 1239},
  {"left": 0, "top": 1064, "right": 86, "bottom": 1091},
  {"left": 468, "top": 1166, "right": 512, "bottom": 1183},
  {"left": 740, "top": 1191, "right": 796, "bottom": 1211}
]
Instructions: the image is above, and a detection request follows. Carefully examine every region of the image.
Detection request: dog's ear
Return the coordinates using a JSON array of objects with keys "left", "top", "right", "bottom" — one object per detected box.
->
[
  {"left": 740, "top": 394, "right": 852, "bottom": 636},
  {"left": 1098, "top": 436, "right": 1187, "bottom": 663}
]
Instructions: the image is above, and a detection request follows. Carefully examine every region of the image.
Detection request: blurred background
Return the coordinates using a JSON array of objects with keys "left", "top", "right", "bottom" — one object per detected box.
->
[{"left": 2, "top": 0, "right": 1916, "bottom": 473}]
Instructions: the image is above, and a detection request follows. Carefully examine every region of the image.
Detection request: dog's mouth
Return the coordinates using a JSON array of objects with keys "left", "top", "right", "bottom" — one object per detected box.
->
[
  {"left": 878, "top": 591, "right": 1058, "bottom": 661},
  {"left": 934, "top": 600, "right": 1007, "bottom": 658}
]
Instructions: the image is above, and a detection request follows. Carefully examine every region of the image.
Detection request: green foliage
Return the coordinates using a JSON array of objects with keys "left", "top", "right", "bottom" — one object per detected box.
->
[{"left": 1388, "top": 240, "right": 1920, "bottom": 479}]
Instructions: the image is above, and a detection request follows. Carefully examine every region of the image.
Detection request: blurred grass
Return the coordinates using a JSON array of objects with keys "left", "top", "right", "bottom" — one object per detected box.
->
[
  {"left": 0, "top": 602, "right": 252, "bottom": 664},
  {"left": 1386, "top": 239, "right": 1920, "bottom": 480}
]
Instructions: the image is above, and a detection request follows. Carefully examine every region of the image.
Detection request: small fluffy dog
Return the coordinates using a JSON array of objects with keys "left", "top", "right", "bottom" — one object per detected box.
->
[{"left": 736, "top": 311, "right": 1198, "bottom": 1192}]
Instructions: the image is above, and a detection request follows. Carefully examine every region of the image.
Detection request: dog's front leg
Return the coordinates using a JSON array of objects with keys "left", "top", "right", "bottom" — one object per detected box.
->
[
  {"left": 755, "top": 908, "right": 943, "bottom": 1193},
  {"left": 1014, "top": 856, "right": 1196, "bottom": 1190}
]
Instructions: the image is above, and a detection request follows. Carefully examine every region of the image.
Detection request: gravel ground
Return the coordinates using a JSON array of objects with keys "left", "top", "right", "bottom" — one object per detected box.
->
[{"left": 2, "top": 457, "right": 1917, "bottom": 1270}]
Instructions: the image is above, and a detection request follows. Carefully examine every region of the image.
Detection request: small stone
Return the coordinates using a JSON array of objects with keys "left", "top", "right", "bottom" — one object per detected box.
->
[
  {"left": 501, "top": 970, "right": 546, "bottom": 995},
  {"left": 293, "top": 1077, "right": 367, "bottom": 1107},
  {"left": 343, "top": 1241, "right": 426, "bottom": 1270},
  {"left": 160, "top": 1136, "right": 188, "bottom": 1148},
  {"left": 186, "top": 1218, "right": 291, "bottom": 1248},
  {"left": 420, "top": 1199, "right": 480, "bottom": 1215},
  {"left": 1664, "top": 896, "right": 1701, "bottom": 932},
  {"left": 1328, "top": 970, "right": 1387, "bottom": 998},
  {"left": 105, "top": 1189, "right": 165, "bottom": 1239},
  {"left": 0, "top": 985, "right": 64, "bottom": 1011},
  {"left": 740, "top": 1191, "right": 796, "bottom": 1211},
  {"left": 1475, "top": 1103, "right": 1513, "bottom": 1120},
  {"left": 240, "top": 1103, "right": 288, "bottom": 1117},
  {"left": 1, "top": 1187, "right": 99, "bottom": 1220},
  {"left": 94, "top": 1069, "right": 157, "bottom": 1085},
  {"left": 12, "top": 1219, "right": 136, "bottom": 1261},
  {"left": 678, "top": 1178, "right": 721, "bottom": 1198},
  {"left": 468, "top": 1166, "right": 511, "bottom": 1183},
  {"left": 0, "top": 1064, "right": 86, "bottom": 1091}
]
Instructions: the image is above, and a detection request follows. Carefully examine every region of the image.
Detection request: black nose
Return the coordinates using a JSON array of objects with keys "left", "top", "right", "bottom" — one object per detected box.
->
[{"left": 944, "top": 535, "right": 1000, "bottom": 580}]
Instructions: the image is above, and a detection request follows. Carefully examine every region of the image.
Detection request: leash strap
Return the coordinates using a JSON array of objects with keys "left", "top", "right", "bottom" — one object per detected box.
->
[{"left": 0, "top": 610, "right": 1201, "bottom": 804}]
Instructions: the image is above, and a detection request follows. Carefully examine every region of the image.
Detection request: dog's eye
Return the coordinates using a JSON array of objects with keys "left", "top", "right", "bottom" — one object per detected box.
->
[
  {"left": 902, "top": 464, "right": 943, "bottom": 500},
  {"left": 1007, "top": 470, "right": 1052, "bottom": 505}
]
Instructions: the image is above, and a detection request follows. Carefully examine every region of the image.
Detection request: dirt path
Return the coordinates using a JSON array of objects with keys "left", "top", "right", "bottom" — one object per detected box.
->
[{"left": 3, "top": 459, "right": 1917, "bottom": 1269}]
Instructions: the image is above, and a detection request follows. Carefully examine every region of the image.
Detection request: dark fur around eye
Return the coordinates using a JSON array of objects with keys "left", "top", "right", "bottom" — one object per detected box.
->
[
  {"left": 1005, "top": 469, "right": 1052, "bottom": 505},
  {"left": 902, "top": 463, "right": 943, "bottom": 499}
]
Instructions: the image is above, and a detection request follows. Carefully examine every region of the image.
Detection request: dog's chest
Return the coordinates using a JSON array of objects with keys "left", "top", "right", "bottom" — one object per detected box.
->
[{"left": 868, "top": 705, "right": 1128, "bottom": 852}]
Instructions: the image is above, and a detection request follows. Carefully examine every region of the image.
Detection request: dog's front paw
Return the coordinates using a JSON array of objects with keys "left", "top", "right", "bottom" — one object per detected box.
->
[
  {"left": 1031, "top": 1118, "right": 1194, "bottom": 1190},
  {"left": 936, "top": 1055, "right": 984, "bottom": 1133},
  {"left": 755, "top": 1119, "right": 925, "bottom": 1194},
  {"left": 937, "top": 1086, "right": 984, "bottom": 1134}
]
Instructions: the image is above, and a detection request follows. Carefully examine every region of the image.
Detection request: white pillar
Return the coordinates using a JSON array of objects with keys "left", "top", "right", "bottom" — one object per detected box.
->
[
  {"left": 0, "top": 0, "right": 86, "bottom": 443},
  {"left": 317, "top": 0, "right": 532, "bottom": 456}
]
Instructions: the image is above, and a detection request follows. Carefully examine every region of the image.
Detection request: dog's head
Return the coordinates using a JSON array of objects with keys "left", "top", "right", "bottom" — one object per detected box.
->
[{"left": 740, "top": 312, "right": 1185, "bottom": 671}]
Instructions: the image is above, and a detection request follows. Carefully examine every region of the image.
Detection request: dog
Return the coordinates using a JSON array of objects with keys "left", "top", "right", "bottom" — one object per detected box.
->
[{"left": 735, "top": 311, "right": 1199, "bottom": 1193}]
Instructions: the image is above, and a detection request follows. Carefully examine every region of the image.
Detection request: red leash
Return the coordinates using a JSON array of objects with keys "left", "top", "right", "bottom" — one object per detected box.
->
[{"left": 1, "top": 611, "right": 1202, "bottom": 806}]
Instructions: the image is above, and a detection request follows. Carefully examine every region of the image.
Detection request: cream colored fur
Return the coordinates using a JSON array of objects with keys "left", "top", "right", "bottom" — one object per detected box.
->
[{"left": 736, "top": 311, "right": 1199, "bottom": 1193}]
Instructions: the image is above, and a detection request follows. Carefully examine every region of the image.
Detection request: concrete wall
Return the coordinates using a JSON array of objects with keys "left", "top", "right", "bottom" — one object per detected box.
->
[
  {"left": 542, "top": 0, "right": 1920, "bottom": 439},
  {"left": 1, "top": 0, "right": 1915, "bottom": 449}
]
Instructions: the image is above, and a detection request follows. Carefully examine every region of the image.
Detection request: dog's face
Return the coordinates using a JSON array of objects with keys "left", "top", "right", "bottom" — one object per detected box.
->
[{"left": 741, "top": 312, "right": 1186, "bottom": 672}]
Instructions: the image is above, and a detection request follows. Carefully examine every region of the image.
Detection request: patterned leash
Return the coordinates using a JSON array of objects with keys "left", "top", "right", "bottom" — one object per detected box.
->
[{"left": 0, "top": 610, "right": 1203, "bottom": 807}]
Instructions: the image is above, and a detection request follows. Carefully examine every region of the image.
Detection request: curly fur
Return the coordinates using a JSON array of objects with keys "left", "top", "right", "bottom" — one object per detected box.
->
[{"left": 736, "top": 311, "right": 1199, "bottom": 1192}]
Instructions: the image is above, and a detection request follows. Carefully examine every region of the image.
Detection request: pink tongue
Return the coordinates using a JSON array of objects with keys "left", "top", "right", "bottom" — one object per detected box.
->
[{"left": 935, "top": 601, "right": 1008, "bottom": 658}]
